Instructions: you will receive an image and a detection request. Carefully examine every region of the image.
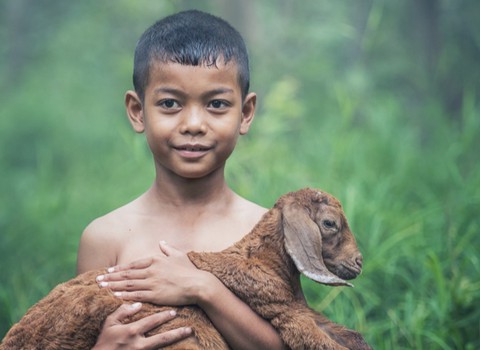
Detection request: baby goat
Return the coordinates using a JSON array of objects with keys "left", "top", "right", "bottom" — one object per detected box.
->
[{"left": 1, "top": 188, "right": 371, "bottom": 350}]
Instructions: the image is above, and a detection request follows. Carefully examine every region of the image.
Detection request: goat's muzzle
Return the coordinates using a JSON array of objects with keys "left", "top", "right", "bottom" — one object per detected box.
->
[{"left": 333, "top": 253, "right": 363, "bottom": 280}]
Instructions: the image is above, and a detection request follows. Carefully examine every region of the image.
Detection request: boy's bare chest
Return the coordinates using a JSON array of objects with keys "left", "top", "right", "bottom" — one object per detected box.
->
[{"left": 114, "top": 215, "right": 249, "bottom": 264}]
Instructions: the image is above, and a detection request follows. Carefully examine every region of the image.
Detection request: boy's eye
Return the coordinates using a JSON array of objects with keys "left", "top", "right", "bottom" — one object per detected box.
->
[
  {"left": 208, "top": 100, "right": 229, "bottom": 109},
  {"left": 158, "top": 99, "right": 180, "bottom": 109}
]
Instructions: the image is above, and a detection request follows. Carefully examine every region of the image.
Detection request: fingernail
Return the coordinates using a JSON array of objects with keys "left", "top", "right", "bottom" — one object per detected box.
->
[
  {"left": 96, "top": 275, "right": 105, "bottom": 282},
  {"left": 130, "top": 302, "right": 142, "bottom": 310},
  {"left": 184, "top": 327, "right": 192, "bottom": 335},
  {"left": 99, "top": 281, "right": 108, "bottom": 288},
  {"left": 169, "top": 310, "right": 176, "bottom": 317},
  {"left": 159, "top": 240, "right": 167, "bottom": 245},
  {"left": 114, "top": 292, "right": 122, "bottom": 297},
  {"left": 107, "top": 267, "right": 115, "bottom": 273}
]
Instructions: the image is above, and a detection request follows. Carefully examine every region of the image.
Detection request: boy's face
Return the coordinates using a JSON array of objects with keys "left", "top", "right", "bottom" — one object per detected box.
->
[{"left": 126, "top": 60, "right": 256, "bottom": 180}]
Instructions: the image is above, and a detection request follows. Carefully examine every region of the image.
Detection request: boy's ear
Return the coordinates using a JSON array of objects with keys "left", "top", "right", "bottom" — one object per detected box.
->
[
  {"left": 239, "top": 92, "right": 256, "bottom": 135},
  {"left": 125, "top": 90, "right": 145, "bottom": 133}
]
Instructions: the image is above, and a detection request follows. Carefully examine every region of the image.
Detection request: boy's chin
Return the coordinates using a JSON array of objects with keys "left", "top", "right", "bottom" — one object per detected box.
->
[{"left": 163, "top": 166, "right": 222, "bottom": 180}]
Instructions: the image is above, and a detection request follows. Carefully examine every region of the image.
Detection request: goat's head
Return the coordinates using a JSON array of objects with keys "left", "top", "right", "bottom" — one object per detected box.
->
[{"left": 279, "top": 188, "right": 363, "bottom": 287}]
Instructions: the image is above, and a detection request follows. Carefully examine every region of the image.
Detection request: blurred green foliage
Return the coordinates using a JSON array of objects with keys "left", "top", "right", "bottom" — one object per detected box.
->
[{"left": 1, "top": 1, "right": 479, "bottom": 348}]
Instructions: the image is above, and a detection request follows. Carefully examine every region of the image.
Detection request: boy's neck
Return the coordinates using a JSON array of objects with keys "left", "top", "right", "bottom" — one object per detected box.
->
[{"left": 147, "top": 169, "right": 234, "bottom": 209}]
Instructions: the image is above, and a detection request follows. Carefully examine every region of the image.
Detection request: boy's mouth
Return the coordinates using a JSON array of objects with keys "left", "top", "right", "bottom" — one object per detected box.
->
[
  {"left": 173, "top": 143, "right": 212, "bottom": 158},
  {"left": 175, "top": 144, "right": 212, "bottom": 152}
]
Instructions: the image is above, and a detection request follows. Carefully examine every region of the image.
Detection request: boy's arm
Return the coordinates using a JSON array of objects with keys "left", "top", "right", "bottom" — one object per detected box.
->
[
  {"left": 100, "top": 242, "right": 287, "bottom": 350},
  {"left": 77, "top": 227, "right": 193, "bottom": 349},
  {"left": 196, "top": 272, "right": 287, "bottom": 349}
]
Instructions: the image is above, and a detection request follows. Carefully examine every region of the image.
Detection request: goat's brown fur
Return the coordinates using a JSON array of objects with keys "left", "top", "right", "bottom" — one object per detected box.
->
[{"left": 1, "top": 188, "right": 371, "bottom": 350}]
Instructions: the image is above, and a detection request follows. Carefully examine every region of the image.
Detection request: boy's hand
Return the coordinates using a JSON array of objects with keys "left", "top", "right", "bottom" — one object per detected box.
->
[
  {"left": 92, "top": 302, "right": 192, "bottom": 350},
  {"left": 96, "top": 241, "right": 213, "bottom": 306}
]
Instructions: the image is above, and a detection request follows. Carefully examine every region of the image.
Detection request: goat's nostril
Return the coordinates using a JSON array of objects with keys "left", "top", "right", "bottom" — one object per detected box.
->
[{"left": 355, "top": 255, "right": 363, "bottom": 269}]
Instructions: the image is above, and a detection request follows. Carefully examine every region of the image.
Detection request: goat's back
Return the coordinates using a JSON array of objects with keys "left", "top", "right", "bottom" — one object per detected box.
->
[
  {"left": 1, "top": 270, "right": 118, "bottom": 350},
  {"left": 0, "top": 270, "right": 228, "bottom": 350}
]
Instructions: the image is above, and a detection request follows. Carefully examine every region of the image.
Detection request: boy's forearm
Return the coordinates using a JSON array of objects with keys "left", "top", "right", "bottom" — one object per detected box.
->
[{"left": 196, "top": 273, "right": 286, "bottom": 350}]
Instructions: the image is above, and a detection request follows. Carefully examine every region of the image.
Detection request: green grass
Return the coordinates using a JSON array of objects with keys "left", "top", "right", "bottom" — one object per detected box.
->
[
  {"left": 2, "top": 72, "right": 478, "bottom": 349},
  {"left": 1, "top": 2, "right": 479, "bottom": 349}
]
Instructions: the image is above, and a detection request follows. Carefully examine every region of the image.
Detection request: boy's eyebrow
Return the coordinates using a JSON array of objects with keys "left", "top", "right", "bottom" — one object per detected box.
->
[
  {"left": 153, "top": 87, "right": 235, "bottom": 98},
  {"left": 202, "top": 87, "right": 235, "bottom": 98},
  {"left": 153, "top": 87, "right": 185, "bottom": 96}
]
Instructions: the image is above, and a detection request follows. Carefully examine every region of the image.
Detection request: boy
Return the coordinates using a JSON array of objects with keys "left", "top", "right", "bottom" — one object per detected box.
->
[{"left": 77, "top": 10, "right": 287, "bottom": 350}]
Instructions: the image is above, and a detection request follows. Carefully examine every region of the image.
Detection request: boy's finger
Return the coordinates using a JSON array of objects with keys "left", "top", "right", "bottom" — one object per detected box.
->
[
  {"left": 106, "top": 302, "right": 143, "bottom": 324},
  {"left": 132, "top": 310, "right": 180, "bottom": 334},
  {"left": 98, "top": 278, "right": 151, "bottom": 292},
  {"left": 111, "top": 290, "right": 151, "bottom": 302},
  {"left": 158, "top": 240, "right": 170, "bottom": 256},
  {"left": 158, "top": 240, "right": 181, "bottom": 257},
  {"left": 144, "top": 325, "right": 193, "bottom": 350},
  {"left": 97, "top": 268, "right": 148, "bottom": 283},
  {"left": 106, "top": 256, "right": 154, "bottom": 273}
]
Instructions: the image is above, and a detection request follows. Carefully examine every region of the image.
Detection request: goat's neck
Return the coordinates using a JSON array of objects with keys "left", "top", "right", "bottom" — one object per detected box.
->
[
  {"left": 230, "top": 208, "right": 298, "bottom": 286},
  {"left": 188, "top": 207, "right": 304, "bottom": 300}
]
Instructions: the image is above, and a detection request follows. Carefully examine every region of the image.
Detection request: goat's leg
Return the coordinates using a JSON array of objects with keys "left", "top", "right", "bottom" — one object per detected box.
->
[
  {"left": 193, "top": 254, "right": 348, "bottom": 349},
  {"left": 313, "top": 313, "right": 372, "bottom": 350},
  {"left": 189, "top": 253, "right": 367, "bottom": 349},
  {"left": 260, "top": 304, "right": 347, "bottom": 350}
]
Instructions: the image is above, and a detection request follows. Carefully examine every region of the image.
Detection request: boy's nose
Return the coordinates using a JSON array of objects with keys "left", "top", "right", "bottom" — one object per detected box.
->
[{"left": 180, "top": 108, "right": 207, "bottom": 135}]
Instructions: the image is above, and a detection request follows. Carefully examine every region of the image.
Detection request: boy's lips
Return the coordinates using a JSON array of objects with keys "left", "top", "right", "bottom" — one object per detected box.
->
[{"left": 173, "top": 143, "right": 212, "bottom": 158}]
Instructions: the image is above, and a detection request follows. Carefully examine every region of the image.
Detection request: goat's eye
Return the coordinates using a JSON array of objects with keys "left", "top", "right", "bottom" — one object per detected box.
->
[{"left": 322, "top": 220, "right": 336, "bottom": 229}]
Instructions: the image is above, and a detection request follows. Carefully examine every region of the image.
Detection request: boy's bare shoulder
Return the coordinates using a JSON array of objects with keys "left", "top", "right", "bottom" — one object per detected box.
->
[
  {"left": 86, "top": 204, "right": 133, "bottom": 233},
  {"left": 84, "top": 199, "right": 139, "bottom": 238},
  {"left": 232, "top": 194, "right": 269, "bottom": 228},
  {"left": 77, "top": 201, "right": 139, "bottom": 273}
]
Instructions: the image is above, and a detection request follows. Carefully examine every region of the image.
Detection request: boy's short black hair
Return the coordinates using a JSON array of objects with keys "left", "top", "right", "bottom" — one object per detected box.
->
[{"left": 133, "top": 10, "right": 250, "bottom": 101}]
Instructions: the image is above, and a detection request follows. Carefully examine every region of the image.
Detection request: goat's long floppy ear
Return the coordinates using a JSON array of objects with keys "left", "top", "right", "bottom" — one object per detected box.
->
[{"left": 283, "top": 202, "right": 352, "bottom": 287}]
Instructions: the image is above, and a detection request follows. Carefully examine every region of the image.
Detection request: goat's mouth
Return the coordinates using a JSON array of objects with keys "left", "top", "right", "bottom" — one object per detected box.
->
[{"left": 324, "top": 260, "right": 362, "bottom": 281}]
